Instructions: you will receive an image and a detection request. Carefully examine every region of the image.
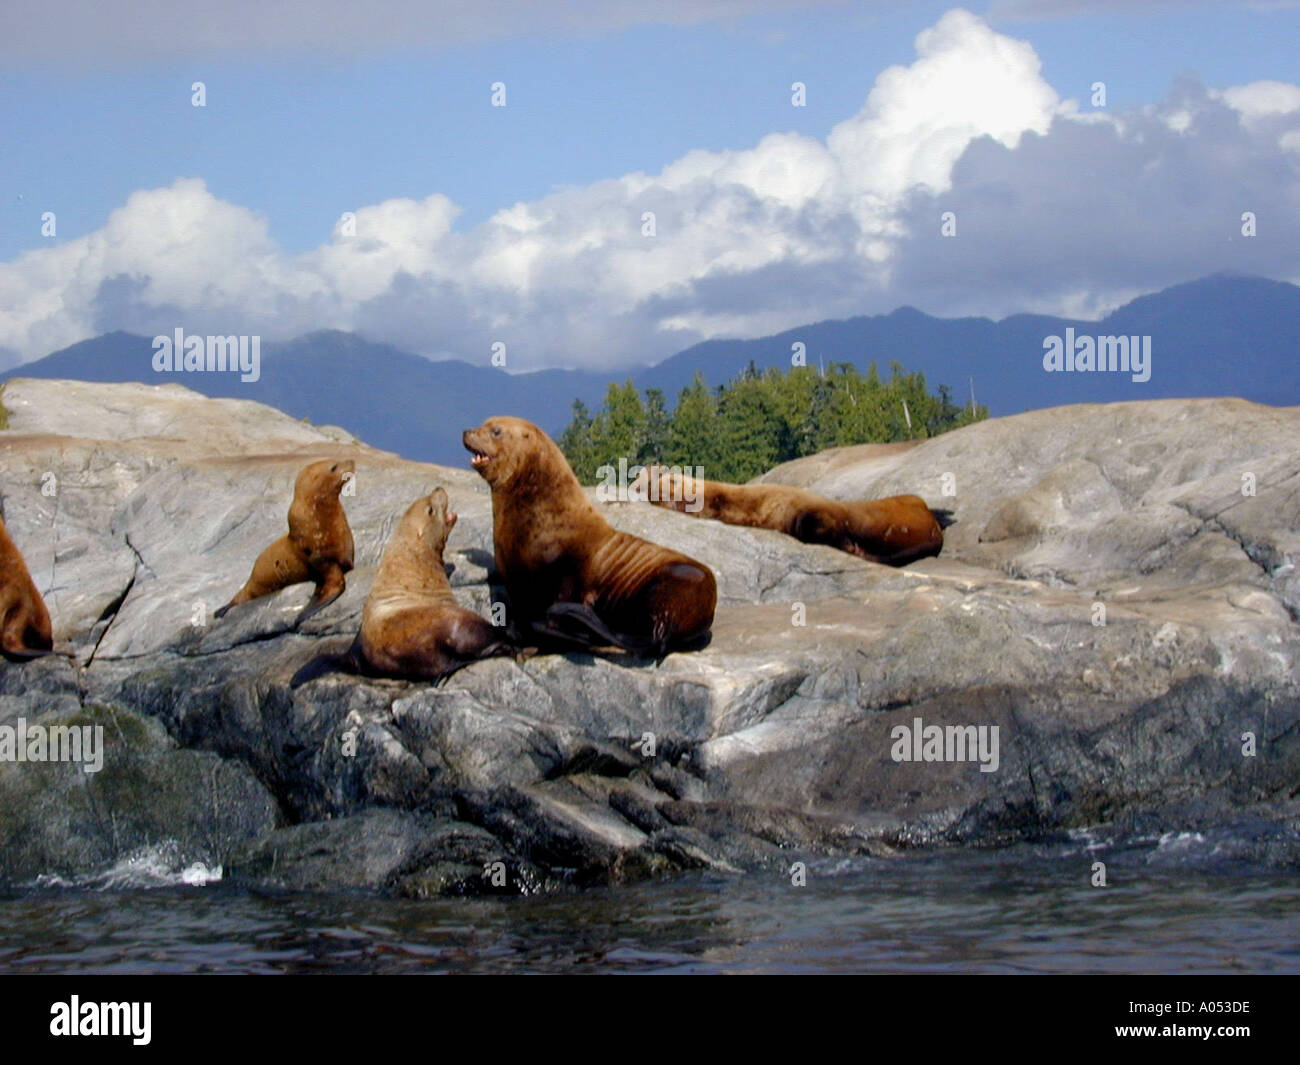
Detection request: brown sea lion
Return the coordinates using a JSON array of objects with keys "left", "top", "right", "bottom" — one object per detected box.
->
[
  {"left": 633, "top": 467, "right": 950, "bottom": 565},
  {"left": 0, "top": 510, "right": 55, "bottom": 659},
  {"left": 358, "top": 487, "right": 515, "bottom": 680},
  {"left": 463, "top": 417, "right": 716, "bottom": 657},
  {"left": 217, "top": 458, "right": 355, "bottom": 625},
  {"left": 292, "top": 487, "right": 514, "bottom": 686}
]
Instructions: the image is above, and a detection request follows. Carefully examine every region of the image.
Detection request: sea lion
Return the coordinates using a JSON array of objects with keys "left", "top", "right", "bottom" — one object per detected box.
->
[
  {"left": 463, "top": 416, "right": 716, "bottom": 656},
  {"left": 0, "top": 510, "right": 55, "bottom": 659},
  {"left": 633, "top": 467, "right": 950, "bottom": 565},
  {"left": 291, "top": 487, "right": 514, "bottom": 686},
  {"left": 217, "top": 458, "right": 355, "bottom": 625}
]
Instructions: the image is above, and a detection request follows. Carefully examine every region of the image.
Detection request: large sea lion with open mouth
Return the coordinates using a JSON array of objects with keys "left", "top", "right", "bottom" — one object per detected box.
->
[
  {"left": 633, "top": 467, "right": 950, "bottom": 566},
  {"left": 291, "top": 487, "right": 514, "bottom": 686},
  {"left": 0, "top": 510, "right": 56, "bottom": 659},
  {"left": 463, "top": 417, "right": 716, "bottom": 656},
  {"left": 217, "top": 458, "right": 355, "bottom": 626}
]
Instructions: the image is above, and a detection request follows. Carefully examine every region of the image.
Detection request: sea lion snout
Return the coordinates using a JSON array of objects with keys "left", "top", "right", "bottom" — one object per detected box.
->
[
  {"left": 426, "top": 486, "right": 457, "bottom": 531},
  {"left": 300, "top": 457, "right": 355, "bottom": 496},
  {"left": 464, "top": 417, "right": 540, "bottom": 484},
  {"left": 463, "top": 425, "right": 493, "bottom": 474}
]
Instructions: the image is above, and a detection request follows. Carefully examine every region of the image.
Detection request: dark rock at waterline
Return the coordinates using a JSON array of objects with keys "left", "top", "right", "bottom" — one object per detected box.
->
[
  {"left": 0, "top": 682, "right": 279, "bottom": 885},
  {"left": 1, "top": 379, "right": 1298, "bottom": 894},
  {"left": 225, "top": 808, "right": 556, "bottom": 897}
]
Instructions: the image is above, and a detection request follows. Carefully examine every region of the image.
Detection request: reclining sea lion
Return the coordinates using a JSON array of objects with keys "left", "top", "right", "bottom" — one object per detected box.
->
[{"left": 634, "top": 467, "right": 950, "bottom": 565}]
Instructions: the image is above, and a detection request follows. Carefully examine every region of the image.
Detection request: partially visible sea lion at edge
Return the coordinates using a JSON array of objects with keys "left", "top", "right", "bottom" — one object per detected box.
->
[
  {"left": 292, "top": 487, "right": 514, "bottom": 686},
  {"left": 0, "top": 509, "right": 56, "bottom": 659},
  {"left": 634, "top": 467, "right": 950, "bottom": 566},
  {"left": 217, "top": 458, "right": 355, "bottom": 625},
  {"left": 463, "top": 416, "right": 716, "bottom": 657}
]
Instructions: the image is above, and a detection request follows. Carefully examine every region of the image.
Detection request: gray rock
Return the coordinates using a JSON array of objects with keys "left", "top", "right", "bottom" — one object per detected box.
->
[
  {"left": 2, "top": 382, "right": 1298, "bottom": 893},
  {"left": 0, "top": 671, "right": 280, "bottom": 885},
  {"left": 225, "top": 808, "right": 547, "bottom": 896}
]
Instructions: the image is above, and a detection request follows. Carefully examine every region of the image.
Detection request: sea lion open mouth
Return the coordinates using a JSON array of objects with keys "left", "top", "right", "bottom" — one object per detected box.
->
[{"left": 463, "top": 427, "right": 495, "bottom": 473}]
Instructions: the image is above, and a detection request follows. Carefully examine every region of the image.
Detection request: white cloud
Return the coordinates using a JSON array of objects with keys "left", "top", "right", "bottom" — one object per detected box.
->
[
  {"left": 828, "top": 9, "right": 1060, "bottom": 200},
  {"left": 1218, "top": 79, "right": 1300, "bottom": 116},
  {"left": 3, "top": 8, "right": 1299, "bottom": 369}
]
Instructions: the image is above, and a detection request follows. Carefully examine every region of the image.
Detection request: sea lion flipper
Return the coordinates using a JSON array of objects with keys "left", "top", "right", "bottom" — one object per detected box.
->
[
  {"left": 290, "top": 642, "right": 362, "bottom": 688},
  {"left": 294, "top": 564, "right": 348, "bottom": 627},
  {"left": 2, "top": 645, "right": 53, "bottom": 661},
  {"left": 543, "top": 602, "right": 657, "bottom": 656}
]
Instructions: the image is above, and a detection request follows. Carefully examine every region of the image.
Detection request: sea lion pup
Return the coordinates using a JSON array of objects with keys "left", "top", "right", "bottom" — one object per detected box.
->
[
  {"left": 291, "top": 487, "right": 514, "bottom": 686},
  {"left": 0, "top": 511, "right": 56, "bottom": 659},
  {"left": 216, "top": 458, "right": 355, "bottom": 626},
  {"left": 463, "top": 416, "right": 716, "bottom": 657},
  {"left": 633, "top": 467, "right": 950, "bottom": 566}
]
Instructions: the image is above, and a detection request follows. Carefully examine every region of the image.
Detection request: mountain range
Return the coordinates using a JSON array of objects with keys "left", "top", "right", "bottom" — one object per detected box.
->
[{"left": 3, "top": 273, "right": 1295, "bottom": 465}]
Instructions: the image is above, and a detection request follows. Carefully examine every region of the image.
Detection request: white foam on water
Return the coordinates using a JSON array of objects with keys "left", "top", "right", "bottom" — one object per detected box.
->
[
  {"left": 26, "top": 841, "right": 223, "bottom": 891},
  {"left": 1147, "top": 831, "right": 1211, "bottom": 862}
]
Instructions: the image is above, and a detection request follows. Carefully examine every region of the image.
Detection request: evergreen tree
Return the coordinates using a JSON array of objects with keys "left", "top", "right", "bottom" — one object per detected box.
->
[
  {"left": 641, "top": 388, "right": 670, "bottom": 465},
  {"left": 716, "top": 371, "right": 784, "bottom": 481},
  {"left": 558, "top": 399, "right": 598, "bottom": 482},
  {"left": 667, "top": 372, "right": 720, "bottom": 471},
  {"left": 556, "top": 358, "right": 988, "bottom": 484},
  {"left": 588, "top": 380, "right": 647, "bottom": 470}
]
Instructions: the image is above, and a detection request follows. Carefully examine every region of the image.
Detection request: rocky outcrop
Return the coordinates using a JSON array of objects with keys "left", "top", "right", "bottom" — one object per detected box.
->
[{"left": 2, "top": 380, "right": 1298, "bottom": 893}]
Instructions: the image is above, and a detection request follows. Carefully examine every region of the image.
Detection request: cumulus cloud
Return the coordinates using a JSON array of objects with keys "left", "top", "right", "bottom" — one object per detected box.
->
[
  {"left": 892, "top": 79, "right": 1300, "bottom": 318},
  {"left": 3, "top": 8, "right": 1299, "bottom": 369}
]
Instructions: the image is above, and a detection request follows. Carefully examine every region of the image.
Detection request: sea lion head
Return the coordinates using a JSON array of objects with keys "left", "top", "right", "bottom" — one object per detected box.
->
[
  {"left": 298, "top": 457, "right": 356, "bottom": 498},
  {"left": 630, "top": 465, "right": 694, "bottom": 512},
  {"left": 463, "top": 416, "right": 555, "bottom": 490},
  {"left": 401, "top": 486, "right": 457, "bottom": 556}
]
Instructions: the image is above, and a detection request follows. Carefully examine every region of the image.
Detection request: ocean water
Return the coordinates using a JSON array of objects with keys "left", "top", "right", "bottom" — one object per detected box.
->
[{"left": 2, "top": 833, "right": 1297, "bottom": 974}]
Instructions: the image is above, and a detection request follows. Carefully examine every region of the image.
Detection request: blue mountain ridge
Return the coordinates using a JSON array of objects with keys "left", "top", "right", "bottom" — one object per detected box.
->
[{"left": 3, "top": 273, "right": 1295, "bottom": 465}]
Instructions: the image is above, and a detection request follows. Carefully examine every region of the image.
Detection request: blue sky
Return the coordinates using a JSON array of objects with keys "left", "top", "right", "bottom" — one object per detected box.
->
[{"left": 1, "top": 1, "right": 1298, "bottom": 369}]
